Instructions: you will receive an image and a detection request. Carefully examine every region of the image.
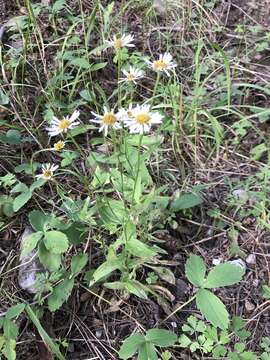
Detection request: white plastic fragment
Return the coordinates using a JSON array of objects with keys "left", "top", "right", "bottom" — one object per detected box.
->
[{"left": 18, "top": 227, "right": 42, "bottom": 294}]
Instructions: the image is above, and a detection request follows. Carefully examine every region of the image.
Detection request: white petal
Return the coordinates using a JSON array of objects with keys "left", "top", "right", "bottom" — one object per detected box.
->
[{"left": 70, "top": 109, "right": 80, "bottom": 122}]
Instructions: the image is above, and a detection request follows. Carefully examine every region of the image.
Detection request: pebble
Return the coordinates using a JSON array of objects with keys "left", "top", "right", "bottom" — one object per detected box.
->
[
  {"left": 228, "top": 259, "right": 246, "bottom": 272},
  {"left": 18, "top": 227, "right": 43, "bottom": 294},
  {"left": 246, "top": 254, "right": 256, "bottom": 265}
]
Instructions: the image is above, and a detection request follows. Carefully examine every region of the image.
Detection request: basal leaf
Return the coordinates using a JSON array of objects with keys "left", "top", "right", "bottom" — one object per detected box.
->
[
  {"left": 118, "top": 334, "right": 145, "bottom": 359},
  {"left": 185, "top": 255, "right": 206, "bottom": 287},
  {"left": 196, "top": 289, "right": 229, "bottom": 329},
  {"left": 145, "top": 329, "right": 177, "bottom": 347},
  {"left": 13, "top": 190, "right": 32, "bottom": 212},
  {"left": 92, "top": 258, "right": 123, "bottom": 283},
  {"left": 205, "top": 263, "right": 244, "bottom": 288},
  {"left": 29, "top": 210, "right": 51, "bottom": 232},
  {"left": 71, "top": 253, "right": 88, "bottom": 276},
  {"left": 44, "top": 231, "right": 69, "bottom": 254},
  {"left": 21, "top": 231, "right": 43, "bottom": 258},
  {"left": 170, "top": 193, "right": 202, "bottom": 211},
  {"left": 38, "top": 243, "right": 62, "bottom": 271},
  {"left": 48, "top": 278, "right": 74, "bottom": 312}
]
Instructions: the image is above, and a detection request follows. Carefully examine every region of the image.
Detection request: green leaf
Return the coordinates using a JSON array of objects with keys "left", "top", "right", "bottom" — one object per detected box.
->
[
  {"left": 71, "top": 253, "right": 88, "bottom": 276},
  {"left": 90, "top": 62, "right": 107, "bottom": 71},
  {"left": 29, "top": 210, "right": 50, "bottom": 232},
  {"left": 3, "top": 320, "right": 18, "bottom": 339},
  {"left": 52, "top": 0, "right": 66, "bottom": 12},
  {"left": 62, "top": 222, "right": 86, "bottom": 245},
  {"left": 126, "top": 239, "right": 157, "bottom": 258},
  {"left": 70, "top": 58, "right": 91, "bottom": 69},
  {"left": 125, "top": 280, "right": 148, "bottom": 299},
  {"left": 44, "top": 231, "right": 69, "bottom": 254},
  {"left": 21, "top": 231, "right": 43, "bottom": 258},
  {"left": 38, "top": 243, "right": 62, "bottom": 271},
  {"left": 138, "top": 342, "right": 158, "bottom": 360},
  {"left": 145, "top": 329, "right": 177, "bottom": 347},
  {"left": 118, "top": 334, "right": 145, "bottom": 359},
  {"left": 25, "top": 305, "right": 65, "bottom": 360},
  {"left": 47, "top": 278, "right": 74, "bottom": 312},
  {"left": 196, "top": 289, "right": 229, "bottom": 329},
  {"left": 92, "top": 258, "right": 123, "bottom": 283},
  {"left": 185, "top": 255, "right": 206, "bottom": 287},
  {"left": 205, "top": 263, "right": 244, "bottom": 288},
  {"left": 179, "top": 334, "right": 192, "bottom": 348},
  {"left": 170, "top": 193, "right": 202, "bottom": 211},
  {"left": 5, "top": 304, "right": 25, "bottom": 320},
  {"left": 3, "top": 339, "right": 16, "bottom": 360},
  {"left": 13, "top": 190, "right": 32, "bottom": 212},
  {"left": 262, "top": 285, "right": 270, "bottom": 299}
]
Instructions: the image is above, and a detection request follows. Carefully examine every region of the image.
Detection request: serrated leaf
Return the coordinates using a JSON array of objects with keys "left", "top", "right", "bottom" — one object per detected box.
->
[
  {"left": 145, "top": 329, "right": 177, "bottom": 347},
  {"left": 29, "top": 210, "right": 50, "bottom": 232},
  {"left": 118, "top": 334, "right": 145, "bottom": 359},
  {"left": 21, "top": 231, "right": 43, "bottom": 258},
  {"left": 171, "top": 193, "right": 202, "bottom": 211},
  {"left": 44, "top": 231, "right": 69, "bottom": 254},
  {"left": 185, "top": 255, "right": 206, "bottom": 287},
  {"left": 38, "top": 243, "right": 62, "bottom": 271},
  {"left": 196, "top": 289, "right": 229, "bottom": 329},
  {"left": 71, "top": 253, "right": 88, "bottom": 276},
  {"left": 13, "top": 190, "right": 32, "bottom": 212},
  {"left": 48, "top": 278, "right": 74, "bottom": 312},
  {"left": 205, "top": 263, "right": 244, "bottom": 288}
]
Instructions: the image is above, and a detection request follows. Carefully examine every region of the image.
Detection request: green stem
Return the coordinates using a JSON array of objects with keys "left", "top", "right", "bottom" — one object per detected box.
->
[
  {"left": 132, "top": 134, "right": 143, "bottom": 204},
  {"left": 152, "top": 71, "right": 161, "bottom": 104}
]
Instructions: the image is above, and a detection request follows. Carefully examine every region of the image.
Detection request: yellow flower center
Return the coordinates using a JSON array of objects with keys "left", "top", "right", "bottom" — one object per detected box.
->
[
  {"left": 43, "top": 170, "right": 52, "bottom": 179},
  {"left": 54, "top": 141, "right": 64, "bottom": 151},
  {"left": 102, "top": 113, "right": 117, "bottom": 125},
  {"left": 114, "top": 38, "right": 123, "bottom": 49},
  {"left": 135, "top": 113, "right": 151, "bottom": 124},
  {"left": 58, "top": 118, "right": 71, "bottom": 131},
  {"left": 153, "top": 59, "right": 167, "bottom": 71},
  {"left": 127, "top": 73, "right": 135, "bottom": 81}
]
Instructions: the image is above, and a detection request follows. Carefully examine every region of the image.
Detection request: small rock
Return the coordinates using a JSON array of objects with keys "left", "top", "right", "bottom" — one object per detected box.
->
[
  {"left": 18, "top": 227, "right": 43, "bottom": 294},
  {"left": 228, "top": 259, "right": 246, "bottom": 272},
  {"left": 245, "top": 299, "right": 255, "bottom": 312},
  {"left": 212, "top": 258, "right": 222, "bottom": 265},
  {"left": 175, "top": 279, "right": 188, "bottom": 300},
  {"left": 246, "top": 254, "right": 256, "bottom": 265}
]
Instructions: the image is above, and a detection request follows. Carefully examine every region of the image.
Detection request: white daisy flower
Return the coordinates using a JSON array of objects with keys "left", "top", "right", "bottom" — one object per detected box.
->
[
  {"left": 119, "top": 66, "right": 144, "bottom": 84},
  {"left": 117, "top": 103, "right": 134, "bottom": 121},
  {"left": 124, "top": 104, "right": 163, "bottom": 134},
  {"left": 107, "top": 34, "right": 135, "bottom": 50},
  {"left": 46, "top": 110, "right": 80, "bottom": 137},
  {"left": 36, "top": 163, "right": 59, "bottom": 180},
  {"left": 53, "top": 140, "right": 65, "bottom": 151},
  {"left": 148, "top": 52, "right": 177, "bottom": 76},
  {"left": 90, "top": 106, "right": 121, "bottom": 136}
]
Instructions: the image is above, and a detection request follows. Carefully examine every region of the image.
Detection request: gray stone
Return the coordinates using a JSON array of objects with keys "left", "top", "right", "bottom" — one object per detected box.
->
[{"left": 18, "top": 227, "right": 43, "bottom": 294}]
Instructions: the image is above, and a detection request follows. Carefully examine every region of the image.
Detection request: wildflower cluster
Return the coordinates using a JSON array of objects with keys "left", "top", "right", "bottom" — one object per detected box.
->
[{"left": 37, "top": 33, "right": 176, "bottom": 180}]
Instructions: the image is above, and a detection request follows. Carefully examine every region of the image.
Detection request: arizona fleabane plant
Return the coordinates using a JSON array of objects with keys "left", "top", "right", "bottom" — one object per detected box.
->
[
  {"left": 53, "top": 140, "right": 65, "bottom": 151},
  {"left": 90, "top": 106, "right": 121, "bottom": 136},
  {"left": 107, "top": 34, "right": 135, "bottom": 50},
  {"left": 36, "top": 164, "right": 59, "bottom": 180},
  {"left": 148, "top": 52, "right": 177, "bottom": 76},
  {"left": 125, "top": 104, "right": 163, "bottom": 134},
  {"left": 118, "top": 103, "right": 134, "bottom": 121},
  {"left": 119, "top": 66, "right": 144, "bottom": 84},
  {"left": 46, "top": 110, "right": 80, "bottom": 137}
]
